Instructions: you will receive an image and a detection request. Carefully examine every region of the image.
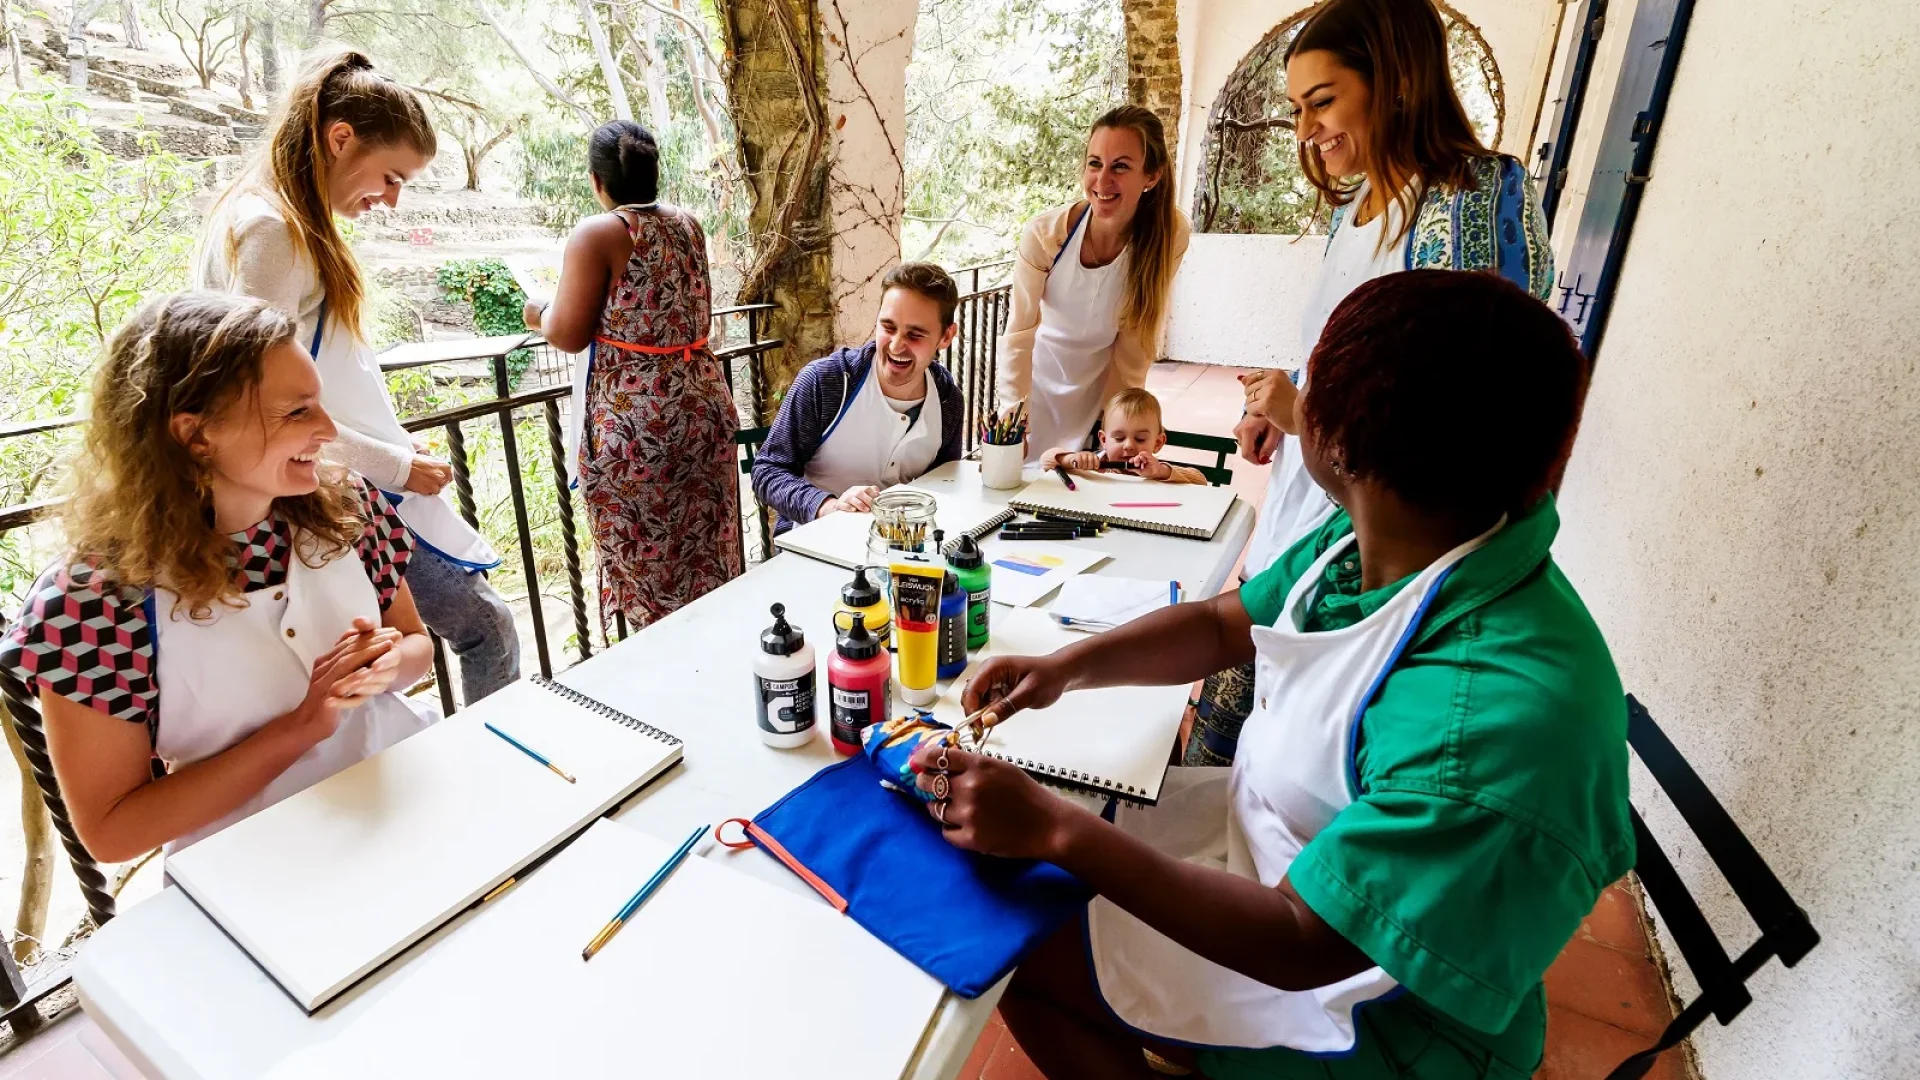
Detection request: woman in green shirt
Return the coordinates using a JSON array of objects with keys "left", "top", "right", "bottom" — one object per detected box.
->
[{"left": 916, "top": 270, "right": 1634, "bottom": 1078}]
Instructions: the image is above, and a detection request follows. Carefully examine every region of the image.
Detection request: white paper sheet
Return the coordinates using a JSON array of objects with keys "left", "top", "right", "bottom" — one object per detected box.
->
[{"left": 977, "top": 539, "right": 1110, "bottom": 608}]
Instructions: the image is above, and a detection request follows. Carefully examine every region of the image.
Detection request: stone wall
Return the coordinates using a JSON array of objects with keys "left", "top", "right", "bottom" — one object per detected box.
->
[{"left": 1123, "top": 0, "right": 1184, "bottom": 166}]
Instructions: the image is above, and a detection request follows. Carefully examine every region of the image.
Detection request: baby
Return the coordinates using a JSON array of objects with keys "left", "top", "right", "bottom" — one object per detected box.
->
[{"left": 1040, "top": 388, "right": 1209, "bottom": 485}]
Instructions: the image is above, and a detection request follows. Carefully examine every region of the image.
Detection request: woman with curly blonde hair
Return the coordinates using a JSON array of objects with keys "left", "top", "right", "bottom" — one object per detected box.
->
[{"left": 0, "top": 293, "right": 437, "bottom": 857}]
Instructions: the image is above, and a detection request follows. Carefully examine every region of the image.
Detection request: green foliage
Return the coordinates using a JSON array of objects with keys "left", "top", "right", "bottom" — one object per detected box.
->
[
  {"left": 903, "top": 0, "right": 1125, "bottom": 269},
  {"left": 435, "top": 258, "right": 534, "bottom": 387},
  {"left": 515, "top": 127, "right": 600, "bottom": 236},
  {"left": 0, "top": 90, "right": 199, "bottom": 513}
]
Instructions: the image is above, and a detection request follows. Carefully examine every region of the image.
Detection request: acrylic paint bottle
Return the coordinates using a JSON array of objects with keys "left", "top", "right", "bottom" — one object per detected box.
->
[
  {"left": 937, "top": 570, "right": 969, "bottom": 681},
  {"left": 889, "top": 552, "right": 946, "bottom": 706},
  {"left": 835, "top": 565, "right": 891, "bottom": 652},
  {"left": 828, "top": 613, "right": 891, "bottom": 755},
  {"left": 753, "top": 603, "right": 817, "bottom": 749},
  {"left": 948, "top": 533, "right": 991, "bottom": 650}
]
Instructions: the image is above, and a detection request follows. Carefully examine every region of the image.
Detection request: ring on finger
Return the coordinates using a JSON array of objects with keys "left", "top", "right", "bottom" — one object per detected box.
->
[
  {"left": 935, "top": 747, "right": 951, "bottom": 772},
  {"left": 931, "top": 800, "right": 948, "bottom": 825},
  {"left": 930, "top": 772, "right": 950, "bottom": 800}
]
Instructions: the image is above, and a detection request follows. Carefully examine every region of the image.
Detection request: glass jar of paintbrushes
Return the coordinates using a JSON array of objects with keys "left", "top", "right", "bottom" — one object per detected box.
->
[{"left": 864, "top": 489, "right": 940, "bottom": 580}]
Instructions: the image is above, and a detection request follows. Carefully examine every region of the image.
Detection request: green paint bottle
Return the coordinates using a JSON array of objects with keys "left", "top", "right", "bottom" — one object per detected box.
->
[{"left": 948, "top": 533, "right": 991, "bottom": 650}]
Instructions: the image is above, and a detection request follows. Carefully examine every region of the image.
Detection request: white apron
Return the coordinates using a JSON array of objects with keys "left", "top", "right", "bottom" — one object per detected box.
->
[
  {"left": 803, "top": 354, "right": 945, "bottom": 498},
  {"left": 153, "top": 535, "right": 439, "bottom": 853},
  {"left": 1024, "top": 214, "right": 1128, "bottom": 464},
  {"left": 306, "top": 310, "right": 502, "bottom": 571},
  {"left": 1088, "top": 520, "right": 1499, "bottom": 1052}
]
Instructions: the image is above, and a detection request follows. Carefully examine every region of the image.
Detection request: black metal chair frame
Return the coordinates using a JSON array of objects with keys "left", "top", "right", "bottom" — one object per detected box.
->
[
  {"left": 735, "top": 426, "right": 773, "bottom": 573},
  {"left": 1163, "top": 429, "right": 1237, "bottom": 487},
  {"left": 1607, "top": 694, "right": 1820, "bottom": 1079}
]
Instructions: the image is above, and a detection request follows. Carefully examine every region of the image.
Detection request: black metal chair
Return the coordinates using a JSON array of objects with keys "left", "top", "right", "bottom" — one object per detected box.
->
[
  {"left": 1163, "top": 429, "right": 1236, "bottom": 487},
  {"left": 1607, "top": 695, "right": 1820, "bottom": 1079},
  {"left": 735, "top": 426, "right": 773, "bottom": 571}
]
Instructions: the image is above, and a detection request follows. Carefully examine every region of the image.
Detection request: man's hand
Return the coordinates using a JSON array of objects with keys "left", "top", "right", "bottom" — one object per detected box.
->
[{"left": 817, "top": 485, "right": 880, "bottom": 518}]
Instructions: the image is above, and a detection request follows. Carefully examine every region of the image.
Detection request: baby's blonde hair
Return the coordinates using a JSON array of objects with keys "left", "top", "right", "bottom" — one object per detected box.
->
[{"left": 1104, "top": 387, "right": 1166, "bottom": 432}]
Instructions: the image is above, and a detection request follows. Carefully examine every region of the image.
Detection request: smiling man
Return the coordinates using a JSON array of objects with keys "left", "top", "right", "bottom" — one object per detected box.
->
[{"left": 752, "top": 263, "right": 967, "bottom": 533}]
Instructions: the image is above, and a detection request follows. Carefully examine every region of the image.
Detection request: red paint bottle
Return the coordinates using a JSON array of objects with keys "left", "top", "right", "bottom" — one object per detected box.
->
[{"left": 828, "top": 612, "right": 892, "bottom": 755}]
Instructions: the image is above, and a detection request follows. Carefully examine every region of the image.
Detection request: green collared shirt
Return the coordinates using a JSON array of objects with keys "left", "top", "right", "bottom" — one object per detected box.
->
[{"left": 1203, "top": 499, "right": 1635, "bottom": 1079}]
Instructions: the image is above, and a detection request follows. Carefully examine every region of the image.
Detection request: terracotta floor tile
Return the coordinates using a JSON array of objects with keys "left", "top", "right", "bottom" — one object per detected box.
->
[
  {"left": 1579, "top": 882, "right": 1651, "bottom": 958},
  {"left": 1147, "top": 362, "right": 1205, "bottom": 394},
  {"left": 1543, "top": 936, "right": 1675, "bottom": 1038},
  {"left": 1535, "top": 1004, "right": 1687, "bottom": 1080},
  {"left": 981, "top": 1035, "right": 1048, "bottom": 1080},
  {"left": 960, "top": 1016, "right": 1007, "bottom": 1080}
]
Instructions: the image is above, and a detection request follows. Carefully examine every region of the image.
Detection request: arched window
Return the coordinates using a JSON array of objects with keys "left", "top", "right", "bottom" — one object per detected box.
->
[{"left": 1192, "top": 3, "right": 1504, "bottom": 234}]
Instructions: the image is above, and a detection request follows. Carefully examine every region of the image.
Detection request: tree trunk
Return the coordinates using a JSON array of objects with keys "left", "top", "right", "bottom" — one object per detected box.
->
[
  {"left": 719, "top": 0, "right": 835, "bottom": 413},
  {"left": 3, "top": 0, "right": 26, "bottom": 91},
  {"left": 637, "top": 4, "right": 670, "bottom": 132},
  {"left": 5, "top": 717, "right": 52, "bottom": 969},
  {"left": 237, "top": 18, "right": 254, "bottom": 108},
  {"left": 67, "top": 1, "right": 96, "bottom": 87},
  {"left": 120, "top": 0, "right": 146, "bottom": 50},
  {"left": 577, "top": 0, "right": 633, "bottom": 122},
  {"left": 308, "top": 0, "right": 327, "bottom": 40},
  {"left": 259, "top": 16, "right": 279, "bottom": 94},
  {"left": 1120, "top": 0, "right": 1182, "bottom": 174}
]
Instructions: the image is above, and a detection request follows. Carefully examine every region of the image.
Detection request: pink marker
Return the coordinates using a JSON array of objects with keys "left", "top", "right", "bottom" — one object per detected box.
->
[{"left": 1110, "top": 501, "right": 1181, "bottom": 508}]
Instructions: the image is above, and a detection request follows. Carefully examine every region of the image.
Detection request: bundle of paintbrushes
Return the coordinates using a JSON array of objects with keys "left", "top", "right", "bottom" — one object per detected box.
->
[{"left": 978, "top": 402, "right": 1028, "bottom": 447}]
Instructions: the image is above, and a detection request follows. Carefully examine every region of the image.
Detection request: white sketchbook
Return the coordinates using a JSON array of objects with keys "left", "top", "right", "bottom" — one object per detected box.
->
[
  {"left": 932, "top": 609, "right": 1188, "bottom": 804},
  {"left": 260, "top": 819, "right": 945, "bottom": 1080},
  {"left": 774, "top": 475, "right": 1015, "bottom": 571},
  {"left": 166, "top": 677, "right": 683, "bottom": 1012},
  {"left": 1049, "top": 575, "right": 1184, "bottom": 632},
  {"left": 979, "top": 539, "right": 1110, "bottom": 608},
  {"left": 1009, "top": 469, "right": 1237, "bottom": 539}
]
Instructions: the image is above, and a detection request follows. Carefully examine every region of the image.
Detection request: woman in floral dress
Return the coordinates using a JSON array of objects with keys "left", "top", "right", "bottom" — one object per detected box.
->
[{"left": 525, "top": 120, "right": 741, "bottom": 632}]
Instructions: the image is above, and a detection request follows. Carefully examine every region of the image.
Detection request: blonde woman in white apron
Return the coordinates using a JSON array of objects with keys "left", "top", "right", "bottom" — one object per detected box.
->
[
  {"left": 197, "top": 49, "right": 520, "bottom": 705},
  {"left": 0, "top": 294, "right": 437, "bottom": 859},
  {"left": 920, "top": 273, "right": 1634, "bottom": 1080},
  {"left": 999, "top": 106, "right": 1191, "bottom": 464}
]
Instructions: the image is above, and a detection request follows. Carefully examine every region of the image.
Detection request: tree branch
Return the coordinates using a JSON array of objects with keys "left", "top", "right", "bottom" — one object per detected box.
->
[{"left": 475, "top": 0, "right": 598, "bottom": 129}]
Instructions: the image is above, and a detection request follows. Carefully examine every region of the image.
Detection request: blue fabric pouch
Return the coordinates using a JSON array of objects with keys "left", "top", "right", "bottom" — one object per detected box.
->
[{"left": 723, "top": 755, "right": 1091, "bottom": 998}]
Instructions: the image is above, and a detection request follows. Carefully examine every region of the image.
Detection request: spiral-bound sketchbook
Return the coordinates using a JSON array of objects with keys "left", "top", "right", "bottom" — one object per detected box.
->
[
  {"left": 166, "top": 677, "right": 682, "bottom": 1013},
  {"left": 1008, "top": 469, "right": 1237, "bottom": 539},
  {"left": 929, "top": 609, "right": 1189, "bottom": 804}
]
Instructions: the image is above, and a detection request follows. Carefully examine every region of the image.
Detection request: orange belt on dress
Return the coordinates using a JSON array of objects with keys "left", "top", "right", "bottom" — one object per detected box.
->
[{"left": 593, "top": 335, "right": 709, "bottom": 359}]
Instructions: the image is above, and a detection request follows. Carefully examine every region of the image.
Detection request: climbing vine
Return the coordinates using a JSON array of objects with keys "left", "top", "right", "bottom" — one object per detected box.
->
[{"left": 436, "top": 258, "right": 534, "bottom": 387}]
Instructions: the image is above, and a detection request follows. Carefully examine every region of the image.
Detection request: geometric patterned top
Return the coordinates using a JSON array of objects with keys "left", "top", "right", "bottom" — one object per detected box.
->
[{"left": 0, "top": 479, "right": 413, "bottom": 729}]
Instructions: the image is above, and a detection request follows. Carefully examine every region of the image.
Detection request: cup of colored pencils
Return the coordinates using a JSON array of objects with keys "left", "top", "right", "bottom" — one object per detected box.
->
[{"left": 978, "top": 402, "right": 1027, "bottom": 490}]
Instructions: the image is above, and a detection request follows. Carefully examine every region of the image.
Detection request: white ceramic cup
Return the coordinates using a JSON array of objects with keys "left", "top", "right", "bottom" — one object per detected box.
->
[{"left": 979, "top": 442, "right": 1025, "bottom": 489}]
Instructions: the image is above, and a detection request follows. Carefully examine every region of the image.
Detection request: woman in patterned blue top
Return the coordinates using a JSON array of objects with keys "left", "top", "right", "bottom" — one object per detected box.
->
[
  {"left": 1190, "top": 0, "right": 1558, "bottom": 769},
  {"left": 0, "top": 293, "right": 438, "bottom": 857}
]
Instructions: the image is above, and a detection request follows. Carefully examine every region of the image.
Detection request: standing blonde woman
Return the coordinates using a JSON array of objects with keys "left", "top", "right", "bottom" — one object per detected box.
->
[
  {"left": 999, "top": 105, "right": 1192, "bottom": 463},
  {"left": 196, "top": 49, "right": 520, "bottom": 705}
]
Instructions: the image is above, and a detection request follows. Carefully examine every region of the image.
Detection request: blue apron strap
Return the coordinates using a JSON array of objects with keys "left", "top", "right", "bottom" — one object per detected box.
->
[
  {"left": 1050, "top": 203, "right": 1091, "bottom": 269},
  {"left": 141, "top": 589, "right": 160, "bottom": 749},
  {"left": 1343, "top": 562, "right": 1459, "bottom": 799},
  {"left": 308, "top": 299, "right": 327, "bottom": 359}
]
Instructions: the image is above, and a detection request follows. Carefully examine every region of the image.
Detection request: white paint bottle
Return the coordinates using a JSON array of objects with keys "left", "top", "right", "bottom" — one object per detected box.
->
[{"left": 754, "top": 603, "right": 817, "bottom": 749}]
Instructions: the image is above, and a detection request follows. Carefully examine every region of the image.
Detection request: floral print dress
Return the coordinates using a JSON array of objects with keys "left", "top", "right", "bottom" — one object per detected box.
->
[{"left": 581, "top": 204, "right": 741, "bottom": 633}]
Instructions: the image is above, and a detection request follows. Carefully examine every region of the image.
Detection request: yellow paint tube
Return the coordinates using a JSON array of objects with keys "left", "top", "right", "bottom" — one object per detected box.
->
[{"left": 889, "top": 553, "right": 946, "bottom": 706}]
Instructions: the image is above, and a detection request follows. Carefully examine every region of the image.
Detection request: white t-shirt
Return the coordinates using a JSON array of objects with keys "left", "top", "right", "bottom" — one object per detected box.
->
[{"left": 1242, "top": 191, "right": 1407, "bottom": 581}]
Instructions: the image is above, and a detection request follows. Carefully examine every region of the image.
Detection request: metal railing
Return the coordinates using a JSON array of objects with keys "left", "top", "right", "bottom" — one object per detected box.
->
[{"left": 939, "top": 259, "right": 1015, "bottom": 452}]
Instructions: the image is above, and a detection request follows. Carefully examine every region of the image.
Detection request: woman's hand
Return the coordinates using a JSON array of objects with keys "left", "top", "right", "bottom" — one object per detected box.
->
[
  {"left": 1233, "top": 413, "right": 1281, "bottom": 466},
  {"left": 1130, "top": 451, "right": 1173, "bottom": 481},
  {"left": 289, "top": 619, "right": 400, "bottom": 741},
  {"left": 1240, "top": 370, "right": 1300, "bottom": 434},
  {"left": 818, "top": 484, "right": 879, "bottom": 517},
  {"left": 522, "top": 299, "right": 545, "bottom": 331},
  {"left": 909, "top": 743, "right": 1066, "bottom": 860},
  {"left": 961, "top": 653, "right": 1072, "bottom": 724},
  {"left": 405, "top": 454, "right": 453, "bottom": 496}
]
